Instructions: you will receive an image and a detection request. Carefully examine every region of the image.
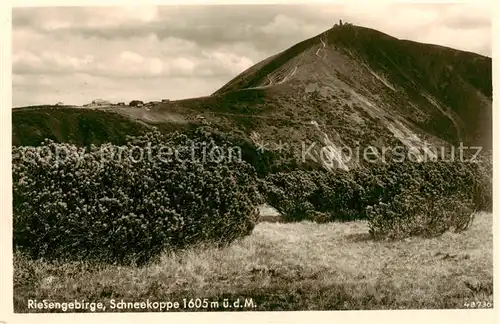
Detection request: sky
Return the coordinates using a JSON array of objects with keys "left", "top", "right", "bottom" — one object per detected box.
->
[{"left": 12, "top": 3, "right": 492, "bottom": 107}]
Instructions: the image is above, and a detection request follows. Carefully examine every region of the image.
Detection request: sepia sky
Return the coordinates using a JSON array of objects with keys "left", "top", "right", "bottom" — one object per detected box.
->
[{"left": 12, "top": 3, "right": 491, "bottom": 107}]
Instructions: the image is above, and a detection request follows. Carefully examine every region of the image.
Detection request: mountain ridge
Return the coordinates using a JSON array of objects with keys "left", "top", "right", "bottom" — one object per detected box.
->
[
  {"left": 207, "top": 23, "right": 492, "bottom": 162},
  {"left": 12, "top": 24, "right": 492, "bottom": 171}
]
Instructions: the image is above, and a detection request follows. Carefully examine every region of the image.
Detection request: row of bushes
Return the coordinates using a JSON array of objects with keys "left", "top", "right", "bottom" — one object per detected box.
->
[
  {"left": 260, "top": 159, "right": 491, "bottom": 238},
  {"left": 13, "top": 129, "right": 262, "bottom": 265},
  {"left": 13, "top": 125, "right": 492, "bottom": 262}
]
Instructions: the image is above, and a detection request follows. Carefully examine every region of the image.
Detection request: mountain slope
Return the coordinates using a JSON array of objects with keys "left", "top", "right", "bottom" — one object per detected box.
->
[
  {"left": 212, "top": 24, "right": 491, "bottom": 152},
  {"left": 13, "top": 24, "right": 492, "bottom": 171},
  {"left": 12, "top": 107, "right": 152, "bottom": 146}
]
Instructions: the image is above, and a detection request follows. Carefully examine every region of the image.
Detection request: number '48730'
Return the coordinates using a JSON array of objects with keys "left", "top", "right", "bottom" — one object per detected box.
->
[{"left": 463, "top": 300, "right": 492, "bottom": 308}]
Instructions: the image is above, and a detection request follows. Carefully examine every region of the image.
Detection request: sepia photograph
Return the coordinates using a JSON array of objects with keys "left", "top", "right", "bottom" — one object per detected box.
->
[{"left": 4, "top": 0, "right": 495, "bottom": 320}]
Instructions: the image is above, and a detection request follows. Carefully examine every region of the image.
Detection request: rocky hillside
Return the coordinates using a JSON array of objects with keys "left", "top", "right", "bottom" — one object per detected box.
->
[
  {"left": 13, "top": 24, "right": 492, "bottom": 170},
  {"left": 211, "top": 24, "right": 491, "bottom": 163}
]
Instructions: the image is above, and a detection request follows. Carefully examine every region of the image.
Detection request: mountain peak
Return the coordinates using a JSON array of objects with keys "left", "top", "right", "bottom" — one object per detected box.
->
[
  {"left": 13, "top": 24, "right": 491, "bottom": 172},
  {"left": 209, "top": 24, "right": 491, "bottom": 169}
]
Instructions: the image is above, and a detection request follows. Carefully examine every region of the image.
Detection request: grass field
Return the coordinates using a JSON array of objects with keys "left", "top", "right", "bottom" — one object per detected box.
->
[{"left": 13, "top": 212, "right": 493, "bottom": 312}]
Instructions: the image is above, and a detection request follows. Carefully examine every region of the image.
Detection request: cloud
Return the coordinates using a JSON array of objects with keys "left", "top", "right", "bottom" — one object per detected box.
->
[
  {"left": 201, "top": 50, "right": 254, "bottom": 76},
  {"left": 12, "top": 4, "right": 491, "bottom": 107}
]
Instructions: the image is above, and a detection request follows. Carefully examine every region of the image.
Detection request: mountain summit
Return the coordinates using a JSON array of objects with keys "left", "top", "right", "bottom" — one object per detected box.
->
[{"left": 212, "top": 23, "right": 491, "bottom": 153}]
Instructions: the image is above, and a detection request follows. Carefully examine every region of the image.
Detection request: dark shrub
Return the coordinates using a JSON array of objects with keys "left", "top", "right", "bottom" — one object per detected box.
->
[
  {"left": 469, "top": 154, "right": 492, "bottom": 212},
  {"left": 260, "top": 171, "right": 319, "bottom": 221},
  {"left": 366, "top": 189, "right": 475, "bottom": 240},
  {"left": 261, "top": 159, "right": 489, "bottom": 238},
  {"left": 13, "top": 128, "right": 261, "bottom": 265},
  {"left": 261, "top": 169, "right": 364, "bottom": 222}
]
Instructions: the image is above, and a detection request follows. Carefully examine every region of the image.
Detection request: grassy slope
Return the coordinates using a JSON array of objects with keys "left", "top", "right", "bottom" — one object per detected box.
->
[
  {"left": 12, "top": 107, "right": 152, "bottom": 146},
  {"left": 14, "top": 213, "right": 492, "bottom": 312},
  {"left": 12, "top": 25, "right": 492, "bottom": 152},
  {"left": 328, "top": 25, "right": 492, "bottom": 148}
]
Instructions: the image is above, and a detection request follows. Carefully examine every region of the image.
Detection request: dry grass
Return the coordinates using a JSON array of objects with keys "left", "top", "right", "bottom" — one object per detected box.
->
[{"left": 14, "top": 213, "right": 493, "bottom": 312}]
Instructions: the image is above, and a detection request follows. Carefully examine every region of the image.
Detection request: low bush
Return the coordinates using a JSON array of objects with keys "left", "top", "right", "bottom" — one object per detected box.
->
[
  {"left": 13, "top": 128, "right": 261, "bottom": 265},
  {"left": 259, "top": 171, "right": 320, "bottom": 221},
  {"left": 261, "top": 159, "right": 489, "bottom": 238},
  {"left": 470, "top": 153, "right": 492, "bottom": 212},
  {"left": 261, "top": 170, "right": 364, "bottom": 222},
  {"left": 366, "top": 189, "right": 475, "bottom": 240}
]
